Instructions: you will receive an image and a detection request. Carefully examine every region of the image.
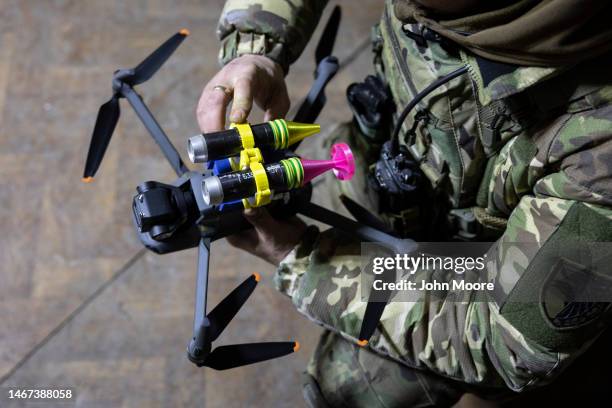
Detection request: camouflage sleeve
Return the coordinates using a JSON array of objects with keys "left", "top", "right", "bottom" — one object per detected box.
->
[
  {"left": 216, "top": 0, "right": 329, "bottom": 71},
  {"left": 274, "top": 102, "right": 612, "bottom": 391}
]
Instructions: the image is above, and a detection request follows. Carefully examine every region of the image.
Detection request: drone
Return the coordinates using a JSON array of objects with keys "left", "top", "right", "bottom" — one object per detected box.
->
[{"left": 82, "top": 7, "right": 415, "bottom": 370}]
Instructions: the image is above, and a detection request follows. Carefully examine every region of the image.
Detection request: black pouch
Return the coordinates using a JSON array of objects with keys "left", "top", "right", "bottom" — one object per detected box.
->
[{"left": 346, "top": 75, "right": 394, "bottom": 145}]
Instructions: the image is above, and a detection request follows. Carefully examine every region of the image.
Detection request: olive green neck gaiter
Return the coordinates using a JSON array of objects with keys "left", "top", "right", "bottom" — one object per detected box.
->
[{"left": 394, "top": 0, "right": 612, "bottom": 67}]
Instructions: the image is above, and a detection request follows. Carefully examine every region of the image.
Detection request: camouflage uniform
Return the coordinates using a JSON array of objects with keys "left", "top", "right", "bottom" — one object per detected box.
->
[{"left": 217, "top": 0, "right": 612, "bottom": 406}]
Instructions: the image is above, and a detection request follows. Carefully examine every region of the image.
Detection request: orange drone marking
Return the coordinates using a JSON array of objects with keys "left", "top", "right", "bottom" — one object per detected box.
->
[
  {"left": 179, "top": 28, "right": 190, "bottom": 36},
  {"left": 357, "top": 339, "right": 368, "bottom": 347},
  {"left": 82, "top": 177, "right": 94, "bottom": 183},
  {"left": 293, "top": 342, "right": 300, "bottom": 352}
]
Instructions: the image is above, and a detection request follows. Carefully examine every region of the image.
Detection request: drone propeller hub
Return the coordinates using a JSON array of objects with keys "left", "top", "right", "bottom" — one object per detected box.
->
[{"left": 111, "top": 69, "right": 135, "bottom": 91}]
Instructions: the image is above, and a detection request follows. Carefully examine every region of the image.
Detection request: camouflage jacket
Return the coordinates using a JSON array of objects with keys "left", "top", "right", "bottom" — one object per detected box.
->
[
  {"left": 217, "top": 0, "right": 612, "bottom": 393},
  {"left": 217, "top": 0, "right": 328, "bottom": 71}
]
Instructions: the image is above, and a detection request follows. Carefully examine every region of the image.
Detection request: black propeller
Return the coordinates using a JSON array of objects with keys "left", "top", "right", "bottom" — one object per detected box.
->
[
  {"left": 297, "top": 202, "right": 417, "bottom": 345},
  {"left": 203, "top": 342, "right": 299, "bottom": 370},
  {"left": 207, "top": 273, "right": 259, "bottom": 341},
  {"left": 130, "top": 29, "right": 190, "bottom": 86},
  {"left": 358, "top": 283, "right": 393, "bottom": 345},
  {"left": 315, "top": 5, "right": 341, "bottom": 65},
  {"left": 82, "top": 29, "right": 189, "bottom": 180},
  {"left": 83, "top": 95, "right": 120, "bottom": 181},
  {"left": 188, "top": 239, "right": 298, "bottom": 369},
  {"left": 292, "top": 6, "right": 342, "bottom": 135}
]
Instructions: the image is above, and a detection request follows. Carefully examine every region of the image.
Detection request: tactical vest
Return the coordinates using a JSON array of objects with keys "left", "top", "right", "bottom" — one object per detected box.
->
[{"left": 358, "top": 1, "right": 612, "bottom": 241}]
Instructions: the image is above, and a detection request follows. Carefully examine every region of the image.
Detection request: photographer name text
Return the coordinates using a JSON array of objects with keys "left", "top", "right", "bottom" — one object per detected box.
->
[{"left": 373, "top": 278, "right": 494, "bottom": 291}]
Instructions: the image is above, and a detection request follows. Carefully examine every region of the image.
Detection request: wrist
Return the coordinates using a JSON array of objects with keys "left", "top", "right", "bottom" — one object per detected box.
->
[
  {"left": 218, "top": 31, "right": 290, "bottom": 74},
  {"left": 229, "top": 54, "right": 284, "bottom": 79}
]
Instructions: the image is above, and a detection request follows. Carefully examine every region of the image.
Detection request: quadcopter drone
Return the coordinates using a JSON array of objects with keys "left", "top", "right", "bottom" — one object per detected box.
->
[{"left": 82, "top": 7, "right": 414, "bottom": 370}]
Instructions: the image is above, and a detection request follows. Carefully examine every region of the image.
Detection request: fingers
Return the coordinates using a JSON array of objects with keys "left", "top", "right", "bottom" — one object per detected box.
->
[
  {"left": 196, "top": 55, "right": 288, "bottom": 137},
  {"left": 197, "top": 83, "right": 232, "bottom": 132},
  {"left": 230, "top": 77, "right": 254, "bottom": 123},
  {"left": 263, "top": 87, "right": 290, "bottom": 122}
]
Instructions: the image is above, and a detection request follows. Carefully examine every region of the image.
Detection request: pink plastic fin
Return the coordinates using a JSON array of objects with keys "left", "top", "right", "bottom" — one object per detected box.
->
[
  {"left": 300, "top": 143, "right": 355, "bottom": 184},
  {"left": 330, "top": 143, "right": 355, "bottom": 181}
]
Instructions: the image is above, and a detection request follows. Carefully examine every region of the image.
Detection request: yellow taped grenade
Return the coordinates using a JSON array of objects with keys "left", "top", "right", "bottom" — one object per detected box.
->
[
  {"left": 187, "top": 119, "right": 320, "bottom": 163},
  {"left": 201, "top": 143, "right": 355, "bottom": 208}
]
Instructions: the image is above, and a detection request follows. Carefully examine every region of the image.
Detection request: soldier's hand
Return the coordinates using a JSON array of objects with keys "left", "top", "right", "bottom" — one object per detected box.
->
[
  {"left": 196, "top": 56, "right": 297, "bottom": 265},
  {"left": 226, "top": 207, "right": 307, "bottom": 266},
  {"left": 196, "top": 54, "right": 290, "bottom": 132}
]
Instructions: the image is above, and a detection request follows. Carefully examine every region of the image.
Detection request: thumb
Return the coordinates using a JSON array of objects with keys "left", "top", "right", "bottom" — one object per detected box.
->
[{"left": 226, "top": 229, "right": 258, "bottom": 250}]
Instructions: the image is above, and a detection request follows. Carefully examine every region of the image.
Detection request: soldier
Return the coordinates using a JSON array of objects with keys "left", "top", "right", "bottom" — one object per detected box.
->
[{"left": 196, "top": 1, "right": 612, "bottom": 406}]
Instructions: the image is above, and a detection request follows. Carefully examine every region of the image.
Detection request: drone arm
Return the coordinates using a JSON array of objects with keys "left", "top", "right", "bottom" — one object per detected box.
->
[
  {"left": 339, "top": 194, "right": 395, "bottom": 235},
  {"left": 121, "top": 84, "right": 188, "bottom": 176},
  {"left": 297, "top": 202, "right": 414, "bottom": 253}
]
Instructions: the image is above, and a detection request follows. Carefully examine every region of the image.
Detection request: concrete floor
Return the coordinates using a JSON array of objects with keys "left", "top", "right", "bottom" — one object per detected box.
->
[{"left": 0, "top": 0, "right": 382, "bottom": 407}]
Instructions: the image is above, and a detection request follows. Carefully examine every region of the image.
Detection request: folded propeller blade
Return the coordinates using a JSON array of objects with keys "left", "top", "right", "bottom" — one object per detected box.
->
[
  {"left": 315, "top": 6, "right": 341, "bottom": 65},
  {"left": 204, "top": 342, "right": 299, "bottom": 370},
  {"left": 83, "top": 95, "right": 120, "bottom": 179},
  {"left": 207, "top": 273, "right": 260, "bottom": 341},
  {"left": 358, "top": 296, "right": 389, "bottom": 345},
  {"left": 358, "top": 263, "right": 395, "bottom": 344},
  {"left": 131, "top": 29, "right": 189, "bottom": 86}
]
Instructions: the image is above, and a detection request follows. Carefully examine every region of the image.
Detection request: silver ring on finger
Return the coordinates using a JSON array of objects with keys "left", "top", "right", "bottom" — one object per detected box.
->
[{"left": 212, "top": 85, "right": 231, "bottom": 95}]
